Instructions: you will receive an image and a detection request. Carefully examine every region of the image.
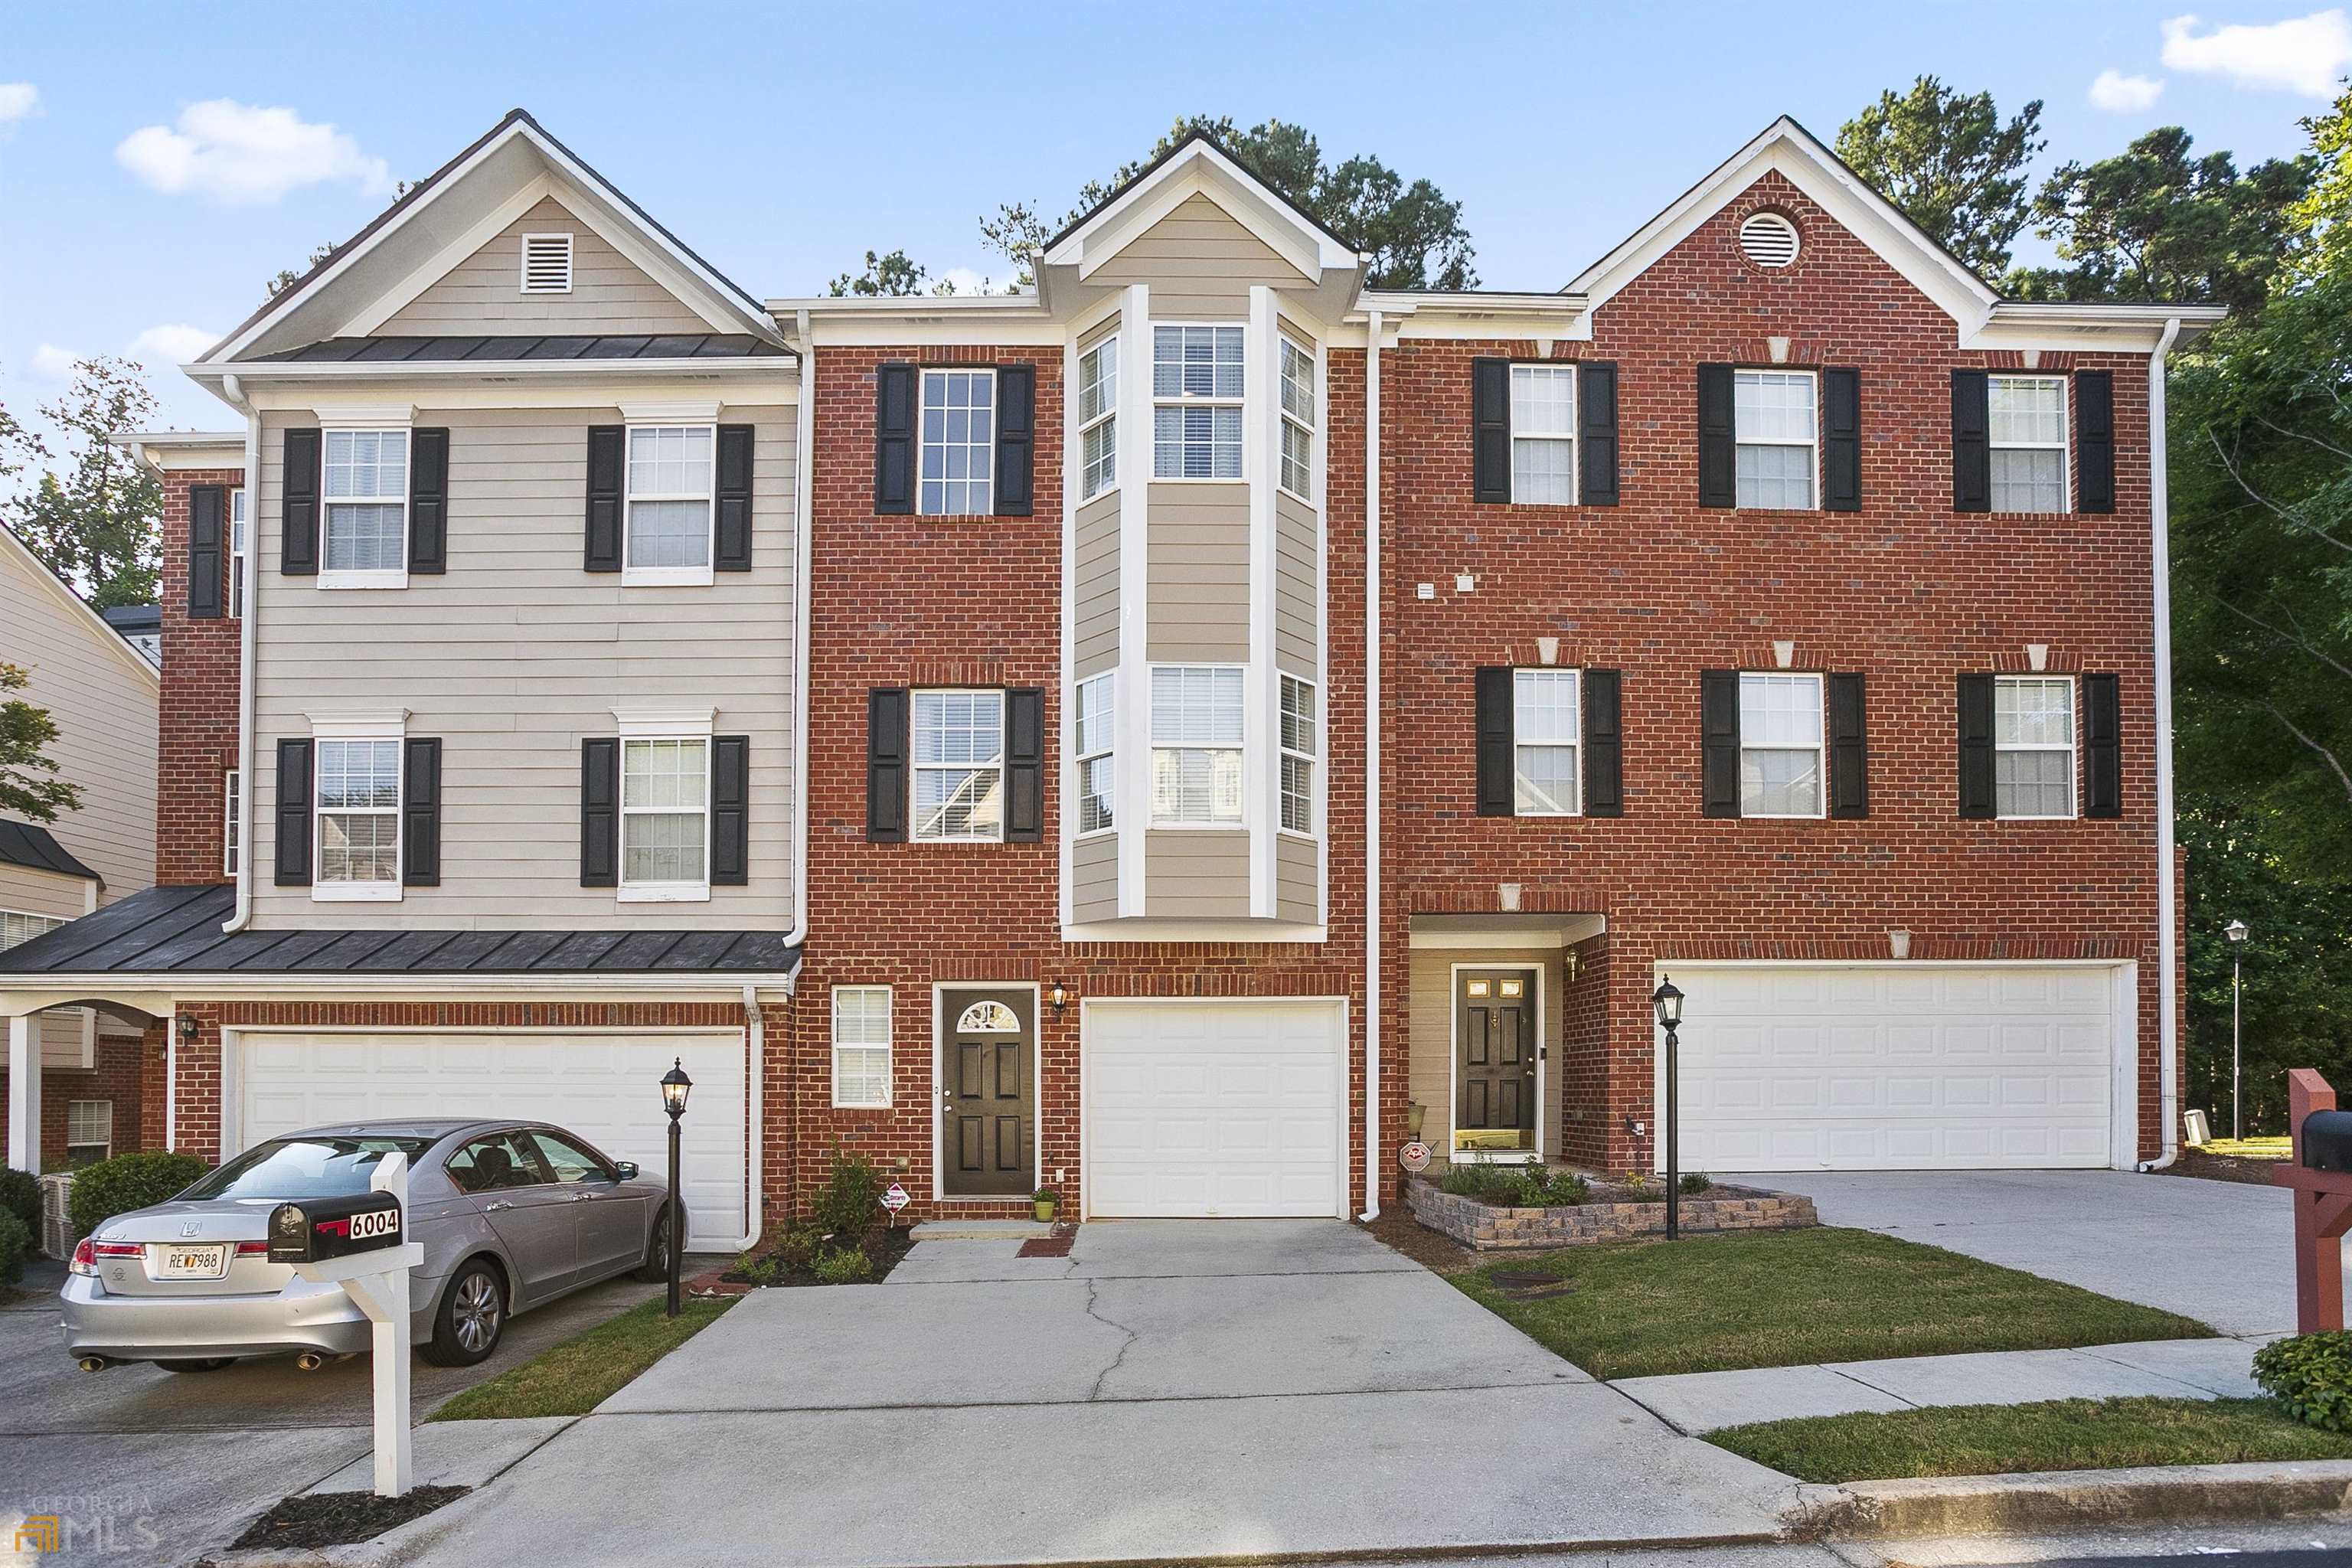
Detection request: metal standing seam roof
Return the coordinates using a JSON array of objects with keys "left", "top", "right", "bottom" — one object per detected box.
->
[
  {"left": 250, "top": 333, "right": 789, "bottom": 364},
  {"left": 0, "top": 819, "right": 101, "bottom": 885},
  {"left": 0, "top": 884, "right": 800, "bottom": 977}
]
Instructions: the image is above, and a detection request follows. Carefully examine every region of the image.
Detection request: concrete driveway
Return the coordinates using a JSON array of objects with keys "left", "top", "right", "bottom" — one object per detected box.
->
[
  {"left": 1725, "top": 1168, "right": 2311, "bottom": 1338},
  {"left": 403, "top": 1221, "right": 1797, "bottom": 1567}
]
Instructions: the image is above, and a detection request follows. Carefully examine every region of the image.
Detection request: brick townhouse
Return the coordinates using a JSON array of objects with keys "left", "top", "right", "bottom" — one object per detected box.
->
[{"left": 2, "top": 109, "right": 2216, "bottom": 1266}]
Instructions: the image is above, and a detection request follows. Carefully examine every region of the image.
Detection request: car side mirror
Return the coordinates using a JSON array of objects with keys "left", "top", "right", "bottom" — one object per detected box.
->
[{"left": 614, "top": 1161, "right": 639, "bottom": 1181}]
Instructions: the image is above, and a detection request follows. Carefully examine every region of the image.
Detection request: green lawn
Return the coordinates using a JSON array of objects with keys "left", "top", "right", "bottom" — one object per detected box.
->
[
  {"left": 1710, "top": 1396, "right": 2352, "bottom": 1483},
  {"left": 1452, "top": 1227, "right": 2210, "bottom": 1380},
  {"left": 429, "top": 1296, "right": 734, "bottom": 1422}
]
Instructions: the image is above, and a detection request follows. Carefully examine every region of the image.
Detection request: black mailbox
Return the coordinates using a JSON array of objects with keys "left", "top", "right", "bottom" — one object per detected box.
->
[
  {"left": 266, "top": 1192, "right": 404, "bottom": 1263},
  {"left": 2303, "top": 1111, "right": 2352, "bottom": 1172}
]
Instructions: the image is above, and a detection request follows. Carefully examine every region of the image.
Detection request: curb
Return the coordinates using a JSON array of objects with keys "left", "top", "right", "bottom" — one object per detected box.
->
[{"left": 1786, "top": 1458, "right": 2352, "bottom": 1539}]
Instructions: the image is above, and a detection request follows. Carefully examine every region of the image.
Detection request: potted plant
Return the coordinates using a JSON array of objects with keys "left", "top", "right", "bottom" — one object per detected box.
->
[{"left": 1032, "top": 1186, "right": 1059, "bottom": 1223}]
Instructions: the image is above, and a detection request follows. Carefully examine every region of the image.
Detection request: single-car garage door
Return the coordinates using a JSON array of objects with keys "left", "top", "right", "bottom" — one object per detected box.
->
[
  {"left": 234, "top": 1030, "right": 750, "bottom": 1248},
  {"left": 1668, "top": 964, "right": 2125, "bottom": 1171},
  {"left": 1084, "top": 1001, "right": 1346, "bottom": 1217}
]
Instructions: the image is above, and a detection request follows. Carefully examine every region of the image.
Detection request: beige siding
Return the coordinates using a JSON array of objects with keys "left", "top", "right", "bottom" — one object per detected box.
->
[
  {"left": 250, "top": 400, "right": 796, "bottom": 930},
  {"left": 1274, "top": 489, "right": 1318, "bottom": 678},
  {"left": 0, "top": 541, "right": 157, "bottom": 900},
  {"left": 1145, "top": 485, "right": 1248, "bottom": 663},
  {"left": 1073, "top": 491, "right": 1121, "bottom": 678},
  {"left": 380, "top": 198, "right": 711, "bottom": 337},
  {"left": 1072, "top": 831, "right": 1119, "bottom": 923},
  {"left": 1408, "top": 950, "right": 1566, "bottom": 1161},
  {"left": 1144, "top": 829, "right": 1249, "bottom": 917},
  {"left": 1275, "top": 832, "right": 1317, "bottom": 924},
  {"left": 0, "top": 863, "right": 90, "bottom": 921},
  {"left": 1093, "top": 194, "right": 1311, "bottom": 320}
]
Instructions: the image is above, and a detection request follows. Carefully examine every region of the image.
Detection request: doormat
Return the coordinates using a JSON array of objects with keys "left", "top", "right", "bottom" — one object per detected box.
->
[{"left": 1018, "top": 1237, "right": 1075, "bottom": 1258}]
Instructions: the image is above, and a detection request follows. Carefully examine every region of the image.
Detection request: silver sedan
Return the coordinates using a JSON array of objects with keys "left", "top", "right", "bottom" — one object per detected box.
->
[{"left": 60, "top": 1119, "right": 679, "bottom": 1372}]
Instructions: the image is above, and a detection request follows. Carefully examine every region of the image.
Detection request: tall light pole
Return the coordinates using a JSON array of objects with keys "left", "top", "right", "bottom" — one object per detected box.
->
[
  {"left": 660, "top": 1058, "right": 693, "bottom": 1318},
  {"left": 1654, "top": 977, "right": 1685, "bottom": 1241},
  {"left": 2226, "top": 920, "right": 2249, "bottom": 1140}
]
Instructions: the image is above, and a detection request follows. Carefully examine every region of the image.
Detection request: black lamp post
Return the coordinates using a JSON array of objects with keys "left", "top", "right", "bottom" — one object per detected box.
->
[
  {"left": 1653, "top": 978, "right": 1685, "bottom": 1241},
  {"left": 660, "top": 1058, "right": 693, "bottom": 1317}
]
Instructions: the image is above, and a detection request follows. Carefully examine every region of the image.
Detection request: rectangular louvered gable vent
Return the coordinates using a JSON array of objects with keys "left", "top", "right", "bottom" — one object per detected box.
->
[{"left": 521, "top": 232, "right": 573, "bottom": 293}]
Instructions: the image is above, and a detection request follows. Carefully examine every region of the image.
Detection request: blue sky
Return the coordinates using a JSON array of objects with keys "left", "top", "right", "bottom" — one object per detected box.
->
[{"left": 2, "top": 2, "right": 2343, "bottom": 434}]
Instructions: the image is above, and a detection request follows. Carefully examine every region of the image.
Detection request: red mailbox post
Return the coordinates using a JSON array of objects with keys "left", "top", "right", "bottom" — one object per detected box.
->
[{"left": 2272, "top": 1068, "right": 2352, "bottom": 1334}]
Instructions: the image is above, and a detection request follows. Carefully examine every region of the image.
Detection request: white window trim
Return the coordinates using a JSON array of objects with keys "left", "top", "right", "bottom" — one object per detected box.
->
[
  {"left": 1512, "top": 668, "right": 1582, "bottom": 818},
  {"left": 1508, "top": 363, "right": 1577, "bottom": 507},
  {"left": 1738, "top": 670, "right": 1827, "bottom": 820},
  {"left": 311, "top": 730, "right": 404, "bottom": 902},
  {"left": 911, "top": 688, "right": 1008, "bottom": 844},
  {"left": 1989, "top": 373, "right": 2073, "bottom": 516},
  {"left": 622, "top": 421, "right": 718, "bottom": 588},
  {"left": 1, "top": 909, "right": 67, "bottom": 950},
  {"left": 1994, "top": 674, "right": 2079, "bottom": 821},
  {"left": 229, "top": 487, "right": 248, "bottom": 618},
  {"left": 917, "top": 367, "right": 998, "bottom": 518},
  {"left": 1148, "top": 662, "right": 1248, "bottom": 828},
  {"left": 1278, "top": 673, "right": 1318, "bottom": 837},
  {"left": 1077, "top": 337, "right": 1119, "bottom": 502},
  {"left": 831, "top": 985, "right": 893, "bottom": 1109},
  {"left": 617, "top": 730, "right": 714, "bottom": 902},
  {"left": 317, "top": 423, "right": 411, "bottom": 591},
  {"left": 1151, "top": 322, "right": 1246, "bottom": 485},
  {"left": 519, "top": 231, "right": 574, "bottom": 294},
  {"left": 1277, "top": 335, "right": 1316, "bottom": 505},
  {"left": 1074, "top": 672, "right": 1115, "bottom": 839},
  {"left": 1733, "top": 368, "right": 1820, "bottom": 513},
  {"left": 224, "top": 768, "right": 240, "bottom": 879},
  {"left": 66, "top": 1099, "right": 112, "bottom": 1161}
]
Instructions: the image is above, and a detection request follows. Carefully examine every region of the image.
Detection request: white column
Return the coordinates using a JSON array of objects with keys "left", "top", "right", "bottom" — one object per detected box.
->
[
  {"left": 1115, "top": 284, "right": 1152, "bottom": 918},
  {"left": 7, "top": 1013, "right": 41, "bottom": 1173}
]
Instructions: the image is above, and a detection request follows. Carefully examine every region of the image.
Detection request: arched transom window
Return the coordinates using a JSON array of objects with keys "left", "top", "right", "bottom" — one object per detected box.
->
[{"left": 956, "top": 1000, "right": 1021, "bottom": 1034}]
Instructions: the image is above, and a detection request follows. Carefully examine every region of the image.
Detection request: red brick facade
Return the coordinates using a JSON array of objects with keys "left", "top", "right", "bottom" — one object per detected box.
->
[
  {"left": 155, "top": 466, "right": 244, "bottom": 888},
  {"left": 0, "top": 1030, "right": 148, "bottom": 1168}
]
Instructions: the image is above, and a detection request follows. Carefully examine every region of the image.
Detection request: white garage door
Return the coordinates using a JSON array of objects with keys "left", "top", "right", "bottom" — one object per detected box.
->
[
  {"left": 235, "top": 1031, "right": 749, "bottom": 1248},
  {"left": 1670, "top": 965, "right": 2122, "bottom": 1171},
  {"left": 1084, "top": 1001, "right": 1346, "bottom": 1217}
]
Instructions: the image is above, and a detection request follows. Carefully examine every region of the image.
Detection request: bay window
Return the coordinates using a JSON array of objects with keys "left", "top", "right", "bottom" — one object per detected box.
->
[
  {"left": 1150, "top": 665, "right": 1244, "bottom": 825},
  {"left": 1074, "top": 673, "right": 1114, "bottom": 835},
  {"left": 1077, "top": 338, "right": 1117, "bottom": 501},
  {"left": 1152, "top": 325, "right": 1243, "bottom": 479}
]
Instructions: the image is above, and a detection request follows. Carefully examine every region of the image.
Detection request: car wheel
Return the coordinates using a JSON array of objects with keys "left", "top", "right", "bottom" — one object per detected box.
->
[
  {"left": 633, "top": 1204, "right": 676, "bottom": 1282},
  {"left": 423, "top": 1260, "right": 506, "bottom": 1367},
  {"left": 156, "top": 1357, "right": 236, "bottom": 1373}
]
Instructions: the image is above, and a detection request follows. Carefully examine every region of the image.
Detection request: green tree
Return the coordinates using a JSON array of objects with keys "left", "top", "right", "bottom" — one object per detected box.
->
[
  {"left": 7, "top": 356, "right": 163, "bottom": 610},
  {"left": 2292, "top": 82, "right": 2352, "bottom": 282},
  {"left": 0, "top": 663, "right": 83, "bottom": 824},
  {"left": 1834, "top": 77, "right": 2046, "bottom": 278},
  {"left": 826, "top": 248, "right": 933, "bottom": 297}
]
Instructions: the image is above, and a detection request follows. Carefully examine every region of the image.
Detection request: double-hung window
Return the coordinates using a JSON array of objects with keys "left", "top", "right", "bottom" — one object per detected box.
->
[
  {"left": 1077, "top": 338, "right": 1117, "bottom": 501},
  {"left": 831, "top": 985, "right": 892, "bottom": 1109},
  {"left": 621, "top": 737, "right": 710, "bottom": 895},
  {"left": 1994, "top": 675, "right": 2076, "bottom": 817},
  {"left": 626, "top": 424, "right": 715, "bottom": 583},
  {"left": 1150, "top": 665, "right": 1244, "bottom": 825},
  {"left": 1279, "top": 675, "right": 1318, "bottom": 834},
  {"left": 1738, "top": 672, "right": 1824, "bottom": 817},
  {"left": 920, "top": 369, "right": 995, "bottom": 515},
  {"left": 315, "top": 737, "right": 402, "bottom": 894},
  {"left": 1510, "top": 366, "right": 1576, "bottom": 505},
  {"left": 1733, "top": 370, "right": 1817, "bottom": 509},
  {"left": 229, "top": 488, "right": 248, "bottom": 616},
  {"left": 912, "top": 690, "right": 1004, "bottom": 842},
  {"left": 66, "top": 1100, "right": 112, "bottom": 1165},
  {"left": 1153, "top": 325, "right": 1243, "bottom": 479},
  {"left": 1279, "top": 336, "right": 1316, "bottom": 500},
  {"left": 1074, "top": 674, "right": 1114, "bottom": 835},
  {"left": 1514, "top": 669, "right": 1580, "bottom": 815},
  {"left": 1988, "top": 375, "right": 2069, "bottom": 514},
  {"left": 223, "top": 769, "right": 240, "bottom": 878},
  {"left": 321, "top": 429, "right": 407, "bottom": 586}
]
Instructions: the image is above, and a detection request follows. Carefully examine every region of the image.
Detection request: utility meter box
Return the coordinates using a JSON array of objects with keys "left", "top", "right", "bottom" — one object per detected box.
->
[{"left": 267, "top": 1192, "right": 405, "bottom": 1263}]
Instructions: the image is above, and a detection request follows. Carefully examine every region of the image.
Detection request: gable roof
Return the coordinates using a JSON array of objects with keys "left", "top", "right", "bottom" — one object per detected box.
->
[{"left": 0, "top": 521, "right": 163, "bottom": 690}]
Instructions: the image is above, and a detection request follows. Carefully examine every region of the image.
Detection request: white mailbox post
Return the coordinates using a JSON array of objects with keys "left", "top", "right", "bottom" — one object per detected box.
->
[{"left": 289, "top": 1151, "right": 423, "bottom": 1498}]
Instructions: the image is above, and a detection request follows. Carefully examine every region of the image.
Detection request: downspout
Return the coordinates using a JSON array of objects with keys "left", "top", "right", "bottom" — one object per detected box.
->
[
  {"left": 786, "top": 310, "right": 812, "bottom": 955},
  {"left": 1360, "top": 310, "right": 1383, "bottom": 1221},
  {"left": 224, "top": 377, "right": 260, "bottom": 932},
  {"left": 2140, "top": 316, "right": 2184, "bottom": 1172},
  {"left": 742, "top": 984, "right": 764, "bottom": 1250}
]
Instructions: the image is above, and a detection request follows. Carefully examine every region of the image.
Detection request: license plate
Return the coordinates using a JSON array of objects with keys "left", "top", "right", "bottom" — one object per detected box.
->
[{"left": 160, "top": 1245, "right": 229, "bottom": 1279}]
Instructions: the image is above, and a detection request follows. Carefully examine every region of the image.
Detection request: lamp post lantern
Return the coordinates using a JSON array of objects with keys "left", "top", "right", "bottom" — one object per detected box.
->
[
  {"left": 1654, "top": 978, "right": 1685, "bottom": 1241},
  {"left": 660, "top": 1058, "right": 692, "bottom": 1317},
  {"left": 2226, "top": 920, "right": 2249, "bottom": 1141}
]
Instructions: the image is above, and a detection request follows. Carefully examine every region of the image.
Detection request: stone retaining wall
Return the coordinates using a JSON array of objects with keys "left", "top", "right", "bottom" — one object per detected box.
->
[{"left": 1406, "top": 1177, "right": 1817, "bottom": 1250}]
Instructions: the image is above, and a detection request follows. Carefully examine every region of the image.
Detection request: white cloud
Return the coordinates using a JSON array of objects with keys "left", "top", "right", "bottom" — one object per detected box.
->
[
  {"left": 0, "top": 83, "right": 40, "bottom": 132},
  {"left": 29, "top": 344, "right": 79, "bottom": 381},
  {"left": 2089, "top": 69, "right": 2167, "bottom": 110},
  {"left": 2161, "top": 9, "right": 2352, "bottom": 96},
  {"left": 126, "top": 323, "right": 219, "bottom": 369},
  {"left": 933, "top": 266, "right": 998, "bottom": 296},
  {"left": 115, "top": 100, "right": 390, "bottom": 203}
]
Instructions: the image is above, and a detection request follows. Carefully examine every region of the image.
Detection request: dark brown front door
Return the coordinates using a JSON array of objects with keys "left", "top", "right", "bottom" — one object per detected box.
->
[
  {"left": 1456, "top": 969, "right": 1536, "bottom": 1155},
  {"left": 939, "top": 990, "right": 1034, "bottom": 1197}
]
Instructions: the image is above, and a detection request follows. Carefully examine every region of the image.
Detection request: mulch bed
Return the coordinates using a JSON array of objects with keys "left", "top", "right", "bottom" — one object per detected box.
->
[
  {"left": 228, "top": 1485, "right": 468, "bottom": 1551},
  {"left": 2157, "top": 1150, "right": 2285, "bottom": 1186},
  {"left": 1361, "top": 1204, "right": 1478, "bottom": 1275},
  {"left": 722, "top": 1225, "right": 915, "bottom": 1287}
]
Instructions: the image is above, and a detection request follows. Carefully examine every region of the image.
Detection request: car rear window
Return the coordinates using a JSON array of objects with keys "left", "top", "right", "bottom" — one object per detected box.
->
[{"left": 180, "top": 1135, "right": 438, "bottom": 1201}]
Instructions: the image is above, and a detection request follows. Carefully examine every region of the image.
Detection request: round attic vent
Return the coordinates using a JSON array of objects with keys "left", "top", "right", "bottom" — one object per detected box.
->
[{"left": 1740, "top": 211, "right": 1800, "bottom": 268}]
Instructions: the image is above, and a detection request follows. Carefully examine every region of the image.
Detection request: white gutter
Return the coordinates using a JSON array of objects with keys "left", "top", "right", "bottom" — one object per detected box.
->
[
  {"left": 225, "top": 381, "right": 260, "bottom": 933},
  {"left": 786, "top": 309, "right": 814, "bottom": 956},
  {"left": 1360, "top": 309, "right": 1383, "bottom": 1220},
  {"left": 741, "top": 983, "right": 765, "bottom": 1250},
  {"left": 2141, "top": 315, "right": 2185, "bottom": 1172}
]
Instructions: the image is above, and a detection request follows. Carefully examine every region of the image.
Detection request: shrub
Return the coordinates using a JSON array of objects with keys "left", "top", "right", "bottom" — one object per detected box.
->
[
  {"left": 0, "top": 1208, "right": 30, "bottom": 1285},
  {"left": 0, "top": 1167, "right": 39, "bottom": 1233},
  {"left": 1618, "top": 1170, "right": 1655, "bottom": 1199},
  {"left": 67, "top": 1152, "right": 210, "bottom": 1240},
  {"left": 1439, "top": 1164, "right": 1518, "bottom": 1200},
  {"left": 812, "top": 1245, "right": 874, "bottom": 1285},
  {"left": 1515, "top": 1167, "right": 1589, "bottom": 1207},
  {"left": 2256, "top": 1332, "right": 2352, "bottom": 1432},
  {"left": 1679, "top": 1171, "right": 1714, "bottom": 1197},
  {"left": 809, "top": 1149, "right": 883, "bottom": 1241}
]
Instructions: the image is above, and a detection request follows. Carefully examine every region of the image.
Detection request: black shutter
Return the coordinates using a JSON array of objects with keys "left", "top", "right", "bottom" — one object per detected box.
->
[
  {"left": 1701, "top": 669, "right": 1741, "bottom": 817},
  {"left": 583, "top": 426, "right": 623, "bottom": 572},
  {"left": 1828, "top": 672, "right": 1869, "bottom": 818},
  {"left": 1472, "top": 358, "right": 1511, "bottom": 504},
  {"left": 1578, "top": 361, "right": 1619, "bottom": 507},
  {"left": 1952, "top": 370, "right": 1991, "bottom": 512},
  {"left": 710, "top": 735, "right": 750, "bottom": 883},
  {"left": 1583, "top": 668, "right": 1623, "bottom": 817},
  {"left": 580, "top": 738, "right": 619, "bottom": 886},
  {"left": 867, "top": 688, "right": 909, "bottom": 841},
  {"left": 188, "top": 484, "right": 226, "bottom": 619},
  {"left": 1004, "top": 686, "right": 1044, "bottom": 841},
  {"left": 994, "top": 365, "right": 1035, "bottom": 518},
  {"left": 401, "top": 737, "right": 441, "bottom": 887},
  {"left": 1823, "top": 368, "right": 1861, "bottom": 513},
  {"left": 715, "top": 424, "right": 754, "bottom": 570},
  {"left": 1475, "top": 666, "right": 1514, "bottom": 815},
  {"left": 282, "top": 428, "right": 321, "bottom": 576},
  {"left": 874, "top": 364, "right": 916, "bottom": 514},
  {"left": 1956, "top": 673, "right": 1997, "bottom": 818},
  {"left": 274, "top": 737, "right": 313, "bottom": 886},
  {"left": 402, "top": 426, "right": 449, "bottom": 574},
  {"left": 2076, "top": 371, "right": 2116, "bottom": 514},
  {"left": 2083, "top": 672, "right": 2122, "bottom": 818},
  {"left": 1697, "top": 364, "right": 1736, "bottom": 508}
]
